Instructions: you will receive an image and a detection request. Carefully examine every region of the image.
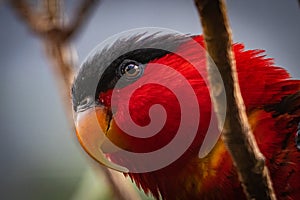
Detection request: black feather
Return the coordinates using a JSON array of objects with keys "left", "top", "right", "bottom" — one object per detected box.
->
[{"left": 71, "top": 33, "right": 189, "bottom": 111}]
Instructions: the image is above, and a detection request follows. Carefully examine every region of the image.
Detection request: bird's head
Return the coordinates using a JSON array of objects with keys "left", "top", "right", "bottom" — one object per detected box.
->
[
  {"left": 72, "top": 32, "right": 220, "bottom": 177},
  {"left": 72, "top": 30, "right": 300, "bottom": 199}
]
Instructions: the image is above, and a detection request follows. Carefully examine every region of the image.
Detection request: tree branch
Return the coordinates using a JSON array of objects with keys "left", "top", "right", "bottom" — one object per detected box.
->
[
  {"left": 9, "top": 0, "right": 48, "bottom": 34},
  {"left": 63, "top": 0, "right": 98, "bottom": 40},
  {"left": 194, "top": 0, "right": 277, "bottom": 199},
  {"left": 9, "top": 1, "right": 141, "bottom": 200}
]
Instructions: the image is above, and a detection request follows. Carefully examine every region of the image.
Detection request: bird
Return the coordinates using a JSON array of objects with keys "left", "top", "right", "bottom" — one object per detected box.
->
[{"left": 71, "top": 33, "right": 300, "bottom": 200}]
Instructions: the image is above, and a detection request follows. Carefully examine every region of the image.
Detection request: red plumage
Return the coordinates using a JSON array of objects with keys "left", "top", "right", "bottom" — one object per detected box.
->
[{"left": 99, "top": 36, "right": 300, "bottom": 199}]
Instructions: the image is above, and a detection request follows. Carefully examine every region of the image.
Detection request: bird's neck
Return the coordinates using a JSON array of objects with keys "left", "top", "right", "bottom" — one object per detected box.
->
[{"left": 127, "top": 139, "right": 238, "bottom": 200}]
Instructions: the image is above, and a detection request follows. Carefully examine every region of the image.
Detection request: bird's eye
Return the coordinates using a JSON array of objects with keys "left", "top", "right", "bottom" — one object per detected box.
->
[{"left": 119, "top": 60, "right": 143, "bottom": 80}]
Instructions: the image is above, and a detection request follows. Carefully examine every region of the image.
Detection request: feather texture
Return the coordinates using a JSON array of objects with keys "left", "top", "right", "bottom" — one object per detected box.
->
[{"left": 100, "top": 35, "right": 300, "bottom": 200}]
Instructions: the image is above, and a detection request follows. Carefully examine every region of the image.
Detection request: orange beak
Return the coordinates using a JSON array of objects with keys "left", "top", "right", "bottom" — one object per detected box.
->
[{"left": 74, "top": 106, "right": 129, "bottom": 172}]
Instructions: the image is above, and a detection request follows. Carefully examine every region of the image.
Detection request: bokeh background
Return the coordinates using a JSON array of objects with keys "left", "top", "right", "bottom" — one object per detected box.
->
[{"left": 0, "top": 0, "right": 299, "bottom": 200}]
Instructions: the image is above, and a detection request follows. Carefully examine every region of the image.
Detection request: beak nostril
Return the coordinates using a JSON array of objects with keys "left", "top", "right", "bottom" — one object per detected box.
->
[{"left": 76, "top": 97, "right": 95, "bottom": 113}]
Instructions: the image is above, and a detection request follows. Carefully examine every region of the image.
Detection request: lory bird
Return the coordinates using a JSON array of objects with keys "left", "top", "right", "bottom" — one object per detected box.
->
[{"left": 72, "top": 33, "right": 300, "bottom": 200}]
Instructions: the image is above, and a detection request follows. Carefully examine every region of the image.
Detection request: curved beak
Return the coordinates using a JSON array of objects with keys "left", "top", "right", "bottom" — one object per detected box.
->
[{"left": 74, "top": 106, "right": 129, "bottom": 173}]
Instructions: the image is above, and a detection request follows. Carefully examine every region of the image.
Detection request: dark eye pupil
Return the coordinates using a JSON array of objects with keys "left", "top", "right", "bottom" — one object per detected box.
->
[
  {"left": 119, "top": 60, "right": 143, "bottom": 80},
  {"left": 125, "top": 64, "right": 137, "bottom": 74},
  {"left": 122, "top": 63, "right": 141, "bottom": 78}
]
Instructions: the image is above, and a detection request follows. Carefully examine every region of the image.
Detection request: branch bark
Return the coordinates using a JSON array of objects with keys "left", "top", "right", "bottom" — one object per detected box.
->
[
  {"left": 194, "top": 0, "right": 277, "bottom": 199},
  {"left": 9, "top": 1, "right": 141, "bottom": 200}
]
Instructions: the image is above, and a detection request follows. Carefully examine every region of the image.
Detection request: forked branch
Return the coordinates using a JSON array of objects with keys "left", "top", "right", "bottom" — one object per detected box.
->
[{"left": 9, "top": 1, "right": 140, "bottom": 200}]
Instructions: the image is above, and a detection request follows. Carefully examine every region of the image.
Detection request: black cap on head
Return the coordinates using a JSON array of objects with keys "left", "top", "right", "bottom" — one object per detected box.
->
[{"left": 72, "top": 33, "right": 189, "bottom": 112}]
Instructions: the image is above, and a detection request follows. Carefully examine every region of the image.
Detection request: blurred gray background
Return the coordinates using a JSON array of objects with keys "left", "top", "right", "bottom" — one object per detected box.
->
[{"left": 0, "top": 0, "right": 299, "bottom": 200}]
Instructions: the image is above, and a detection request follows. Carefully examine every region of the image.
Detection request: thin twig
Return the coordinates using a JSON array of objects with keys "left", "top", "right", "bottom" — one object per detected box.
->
[
  {"left": 9, "top": 1, "right": 141, "bottom": 200},
  {"left": 194, "top": 0, "right": 277, "bottom": 199}
]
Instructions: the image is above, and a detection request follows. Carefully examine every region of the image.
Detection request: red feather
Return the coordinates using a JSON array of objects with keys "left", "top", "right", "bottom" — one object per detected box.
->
[{"left": 100, "top": 36, "right": 300, "bottom": 200}]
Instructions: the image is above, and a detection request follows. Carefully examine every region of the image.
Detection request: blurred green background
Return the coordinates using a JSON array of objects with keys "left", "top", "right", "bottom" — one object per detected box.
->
[{"left": 0, "top": 0, "right": 299, "bottom": 199}]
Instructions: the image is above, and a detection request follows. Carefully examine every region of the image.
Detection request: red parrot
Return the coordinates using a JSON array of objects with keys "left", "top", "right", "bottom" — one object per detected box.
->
[{"left": 71, "top": 33, "right": 300, "bottom": 200}]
